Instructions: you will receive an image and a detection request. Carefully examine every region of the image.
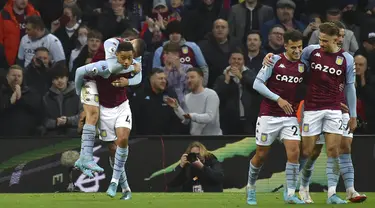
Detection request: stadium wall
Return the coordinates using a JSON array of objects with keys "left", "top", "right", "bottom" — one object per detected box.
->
[{"left": 0, "top": 135, "right": 374, "bottom": 193}]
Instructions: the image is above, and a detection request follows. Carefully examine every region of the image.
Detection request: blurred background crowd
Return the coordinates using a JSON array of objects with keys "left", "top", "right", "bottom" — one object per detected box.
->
[{"left": 0, "top": 0, "right": 374, "bottom": 137}]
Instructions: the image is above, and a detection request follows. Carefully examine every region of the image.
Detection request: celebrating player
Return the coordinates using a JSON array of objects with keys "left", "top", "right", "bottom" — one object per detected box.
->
[
  {"left": 74, "top": 39, "right": 141, "bottom": 178},
  {"left": 246, "top": 30, "right": 305, "bottom": 205},
  {"left": 298, "top": 21, "right": 366, "bottom": 203},
  {"left": 98, "top": 42, "right": 142, "bottom": 200},
  {"left": 264, "top": 22, "right": 357, "bottom": 204}
]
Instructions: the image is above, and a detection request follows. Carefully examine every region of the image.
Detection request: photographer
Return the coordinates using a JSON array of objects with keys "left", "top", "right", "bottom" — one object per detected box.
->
[{"left": 168, "top": 141, "right": 224, "bottom": 192}]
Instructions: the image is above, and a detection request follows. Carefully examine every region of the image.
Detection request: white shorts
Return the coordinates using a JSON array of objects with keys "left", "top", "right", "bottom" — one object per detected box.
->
[
  {"left": 98, "top": 100, "right": 132, "bottom": 142},
  {"left": 302, "top": 110, "right": 343, "bottom": 137},
  {"left": 316, "top": 113, "right": 353, "bottom": 144},
  {"left": 80, "top": 80, "right": 99, "bottom": 107},
  {"left": 255, "top": 116, "right": 301, "bottom": 146}
]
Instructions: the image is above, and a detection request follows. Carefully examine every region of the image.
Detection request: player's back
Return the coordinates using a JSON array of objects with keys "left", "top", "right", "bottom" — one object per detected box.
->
[
  {"left": 302, "top": 45, "right": 352, "bottom": 111},
  {"left": 259, "top": 53, "right": 306, "bottom": 117}
]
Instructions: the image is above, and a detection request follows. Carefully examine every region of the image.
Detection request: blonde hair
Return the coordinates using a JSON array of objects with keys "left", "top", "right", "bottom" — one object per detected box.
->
[{"left": 184, "top": 141, "right": 213, "bottom": 159}]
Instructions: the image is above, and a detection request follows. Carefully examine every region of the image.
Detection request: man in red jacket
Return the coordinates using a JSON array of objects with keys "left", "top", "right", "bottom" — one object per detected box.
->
[{"left": 0, "top": 0, "right": 40, "bottom": 67}]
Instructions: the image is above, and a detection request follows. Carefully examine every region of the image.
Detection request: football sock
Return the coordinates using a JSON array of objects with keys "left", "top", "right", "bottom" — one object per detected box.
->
[
  {"left": 300, "top": 158, "right": 317, "bottom": 188},
  {"left": 285, "top": 162, "right": 299, "bottom": 196},
  {"left": 247, "top": 162, "right": 262, "bottom": 189},
  {"left": 111, "top": 146, "right": 129, "bottom": 185},
  {"left": 81, "top": 124, "right": 96, "bottom": 160},
  {"left": 327, "top": 157, "right": 340, "bottom": 198},
  {"left": 339, "top": 154, "right": 355, "bottom": 192}
]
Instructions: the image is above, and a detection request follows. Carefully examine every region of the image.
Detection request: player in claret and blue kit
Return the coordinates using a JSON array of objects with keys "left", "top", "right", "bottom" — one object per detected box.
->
[
  {"left": 74, "top": 39, "right": 141, "bottom": 180},
  {"left": 246, "top": 30, "right": 306, "bottom": 205},
  {"left": 298, "top": 21, "right": 366, "bottom": 204}
]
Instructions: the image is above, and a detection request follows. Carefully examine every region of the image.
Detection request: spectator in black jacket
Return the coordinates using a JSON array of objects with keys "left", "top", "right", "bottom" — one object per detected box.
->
[
  {"left": 199, "top": 19, "right": 241, "bottom": 88},
  {"left": 42, "top": 65, "right": 81, "bottom": 136},
  {"left": 168, "top": 141, "right": 224, "bottom": 192},
  {"left": 0, "top": 65, "right": 42, "bottom": 136},
  {"left": 24, "top": 47, "right": 52, "bottom": 96},
  {"left": 214, "top": 48, "right": 258, "bottom": 135},
  {"left": 131, "top": 68, "right": 188, "bottom": 135}
]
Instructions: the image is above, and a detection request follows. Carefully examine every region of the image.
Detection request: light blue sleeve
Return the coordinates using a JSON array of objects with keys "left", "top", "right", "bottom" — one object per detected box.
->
[
  {"left": 152, "top": 46, "right": 163, "bottom": 68},
  {"left": 345, "top": 83, "right": 357, "bottom": 118},
  {"left": 128, "top": 59, "right": 142, "bottom": 85},
  {"left": 186, "top": 42, "right": 207, "bottom": 67},
  {"left": 256, "top": 55, "right": 281, "bottom": 82},
  {"left": 300, "top": 44, "right": 320, "bottom": 71},
  {"left": 74, "top": 63, "right": 95, "bottom": 95},
  {"left": 253, "top": 55, "right": 281, "bottom": 101},
  {"left": 343, "top": 52, "right": 355, "bottom": 84}
]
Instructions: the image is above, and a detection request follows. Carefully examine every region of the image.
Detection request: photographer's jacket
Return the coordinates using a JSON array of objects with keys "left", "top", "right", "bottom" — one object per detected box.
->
[{"left": 168, "top": 154, "right": 224, "bottom": 192}]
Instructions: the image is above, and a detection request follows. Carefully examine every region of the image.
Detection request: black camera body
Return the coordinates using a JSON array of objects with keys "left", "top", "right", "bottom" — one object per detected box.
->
[{"left": 187, "top": 153, "right": 199, "bottom": 163}]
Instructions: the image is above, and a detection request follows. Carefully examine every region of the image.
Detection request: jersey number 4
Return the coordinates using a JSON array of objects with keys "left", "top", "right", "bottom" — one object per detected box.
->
[{"left": 125, "top": 115, "right": 131, "bottom": 123}]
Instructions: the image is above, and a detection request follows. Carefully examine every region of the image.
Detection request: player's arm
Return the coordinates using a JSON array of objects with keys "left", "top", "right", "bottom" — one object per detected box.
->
[
  {"left": 74, "top": 63, "right": 96, "bottom": 95},
  {"left": 344, "top": 54, "right": 357, "bottom": 118},
  {"left": 128, "top": 61, "right": 142, "bottom": 86},
  {"left": 253, "top": 55, "right": 281, "bottom": 101},
  {"left": 300, "top": 44, "right": 320, "bottom": 69}
]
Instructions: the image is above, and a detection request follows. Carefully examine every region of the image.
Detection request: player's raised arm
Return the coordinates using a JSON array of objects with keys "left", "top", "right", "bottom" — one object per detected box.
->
[
  {"left": 74, "top": 63, "right": 97, "bottom": 95},
  {"left": 343, "top": 52, "right": 357, "bottom": 119},
  {"left": 253, "top": 55, "right": 281, "bottom": 101}
]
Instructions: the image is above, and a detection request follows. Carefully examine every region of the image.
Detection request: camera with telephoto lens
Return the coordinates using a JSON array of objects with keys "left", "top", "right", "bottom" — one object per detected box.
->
[{"left": 187, "top": 153, "right": 199, "bottom": 163}]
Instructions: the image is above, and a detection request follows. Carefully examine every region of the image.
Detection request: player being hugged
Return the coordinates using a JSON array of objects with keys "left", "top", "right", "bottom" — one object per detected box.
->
[
  {"left": 74, "top": 39, "right": 141, "bottom": 179},
  {"left": 263, "top": 22, "right": 357, "bottom": 204},
  {"left": 298, "top": 21, "right": 366, "bottom": 204},
  {"left": 246, "top": 30, "right": 306, "bottom": 205},
  {"left": 97, "top": 41, "right": 143, "bottom": 201}
]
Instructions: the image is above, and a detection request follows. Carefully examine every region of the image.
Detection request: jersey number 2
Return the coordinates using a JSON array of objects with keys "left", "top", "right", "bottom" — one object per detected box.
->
[
  {"left": 291, "top": 126, "right": 298, "bottom": 136},
  {"left": 125, "top": 115, "right": 130, "bottom": 123}
]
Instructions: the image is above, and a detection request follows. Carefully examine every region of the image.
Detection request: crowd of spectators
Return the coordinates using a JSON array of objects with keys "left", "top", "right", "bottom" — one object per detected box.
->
[{"left": 0, "top": 0, "right": 375, "bottom": 137}]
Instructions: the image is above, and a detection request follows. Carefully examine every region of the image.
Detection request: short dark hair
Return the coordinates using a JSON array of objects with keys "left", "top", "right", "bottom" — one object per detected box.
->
[
  {"left": 283, "top": 29, "right": 303, "bottom": 43},
  {"left": 149, "top": 68, "right": 165, "bottom": 78},
  {"left": 187, "top": 67, "right": 204, "bottom": 77},
  {"left": 116, "top": 41, "right": 134, "bottom": 52},
  {"left": 332, "top": 21, "right": 346, "bottom": 29},
  {"left": 35, "top": 47, "right": 49, "bottom": 54},
  {"left": 326, "top": 7, "right": 341, "bottom": 16},
  {"left": 163, "top": 42, "right": 180, "bottom": 53},
  {"left": 319, "top": 22, "right": 340, "bottom": 36},
  {"left": 50, "top": 64, "right": 68, "bottom": 79},
  {"left": 87, "top": 30, "right": 103, "bottom": 40},
  {"left": 247, "top": 30, "right": 262, "bottom": 41},
  {"left": 25, "top": 15, "right": 45, "bottom": 30},
  {"left": 230, "top": 47, "right": 245, "bottom": 57},
  {"left": 269, "top": 24, "right": 285, "bottom": 35}
]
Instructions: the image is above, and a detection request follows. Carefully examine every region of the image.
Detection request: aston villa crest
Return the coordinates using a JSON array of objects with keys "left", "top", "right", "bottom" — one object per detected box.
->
[
  {"left": 298, "top": 64, "right": 304, "bottom": 73},
  {"left": 182, "top": 46, "right": 189, "bottom": 54},
  {"left": 336, "top": 56, "right": 344, "bottom": 65}
]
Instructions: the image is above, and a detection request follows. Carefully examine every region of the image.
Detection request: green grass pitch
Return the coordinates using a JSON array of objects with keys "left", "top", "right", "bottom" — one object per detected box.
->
[{"left": 0, "top": 192, "right": 374, "bottom": 208}]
